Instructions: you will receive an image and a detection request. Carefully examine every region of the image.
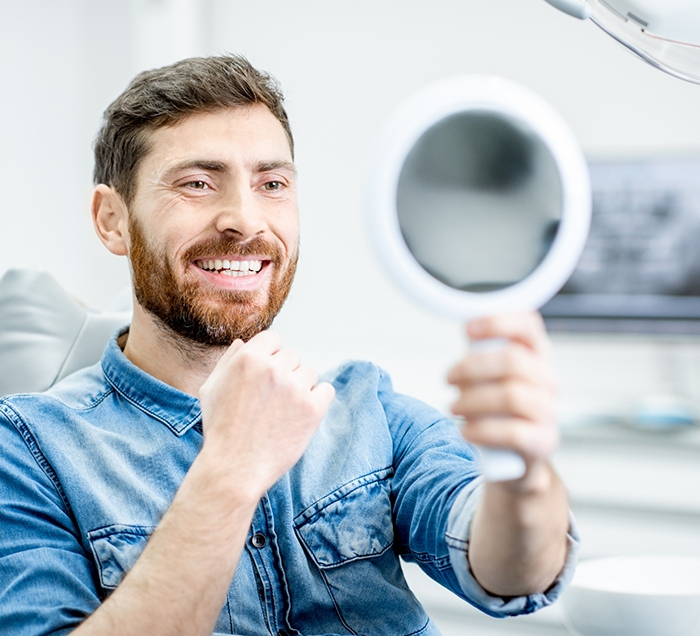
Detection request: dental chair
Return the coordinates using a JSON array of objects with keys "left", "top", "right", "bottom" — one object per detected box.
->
[{"left": 0, "top": 269, "right": 132, "bottom": 397}]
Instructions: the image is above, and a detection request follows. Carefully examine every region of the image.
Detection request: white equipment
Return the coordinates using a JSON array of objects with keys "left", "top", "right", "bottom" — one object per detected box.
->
[{"left": 545, "top": 0, "right": 700, "bottom": 84}]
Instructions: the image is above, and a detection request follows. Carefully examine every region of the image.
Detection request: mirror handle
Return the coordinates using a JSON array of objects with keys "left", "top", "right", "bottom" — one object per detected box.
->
[
  {"left": 477, "top": 447, "right": 527, "bottom": 482},
  {"left": 469, "top": 338, "right": 527, "bottom": 482}
]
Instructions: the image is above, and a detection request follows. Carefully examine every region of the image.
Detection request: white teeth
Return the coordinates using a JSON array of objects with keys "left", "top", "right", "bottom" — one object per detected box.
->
[{"left": 197, "top": 258, "right": 263, "bottom": 275}]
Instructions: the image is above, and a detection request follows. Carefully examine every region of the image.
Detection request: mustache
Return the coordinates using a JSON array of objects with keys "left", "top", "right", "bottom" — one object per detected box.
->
[{"left": 182, "top": 235, "right": 285, "bottom": 265}]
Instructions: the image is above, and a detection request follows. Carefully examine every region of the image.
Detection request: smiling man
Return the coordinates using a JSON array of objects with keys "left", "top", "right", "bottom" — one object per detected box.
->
[
  {"left": 0, "top": 56, "right": 578, "bottom": 636},
  {"left": 94, "top": 103, "right": 302, "bottom": 392}
]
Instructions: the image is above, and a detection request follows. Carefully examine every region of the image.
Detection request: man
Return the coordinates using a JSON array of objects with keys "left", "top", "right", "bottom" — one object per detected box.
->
[{"left": 0, "top": 55, "right": 578, "bottom": 635}]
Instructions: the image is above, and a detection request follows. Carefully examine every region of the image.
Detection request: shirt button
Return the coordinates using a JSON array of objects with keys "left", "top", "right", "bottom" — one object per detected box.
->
[
  {"left": 250, "top": 533, "right": 267, "bottom": 549},
  {"left": 278, "top": 631, "right": 289, "bottom": 636}
]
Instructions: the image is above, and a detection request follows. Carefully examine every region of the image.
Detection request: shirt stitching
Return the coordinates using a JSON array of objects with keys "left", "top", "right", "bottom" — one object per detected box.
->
[{"left": 0, "top": 403, "right": 73, "bottom": 515}]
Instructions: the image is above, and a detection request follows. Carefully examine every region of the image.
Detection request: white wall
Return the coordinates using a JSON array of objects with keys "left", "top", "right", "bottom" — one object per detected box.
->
[{"left": 2, "top": 0, "right": 700, "bottom": 409}]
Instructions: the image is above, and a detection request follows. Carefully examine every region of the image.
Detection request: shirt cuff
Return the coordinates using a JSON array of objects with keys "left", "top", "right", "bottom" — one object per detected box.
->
[{"left": 445, "top": 477, "right": 581, "bottom": 618}]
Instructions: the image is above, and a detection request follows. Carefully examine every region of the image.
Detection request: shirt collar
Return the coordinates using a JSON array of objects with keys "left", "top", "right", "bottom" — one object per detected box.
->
[{"left": 101, "top": 327, "right": 202, "bottom": 436}]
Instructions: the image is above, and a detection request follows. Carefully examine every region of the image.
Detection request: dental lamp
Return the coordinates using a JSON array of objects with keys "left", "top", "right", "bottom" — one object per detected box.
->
[{"left": 544, "top": 0, "right": 700, "bottom": 84}]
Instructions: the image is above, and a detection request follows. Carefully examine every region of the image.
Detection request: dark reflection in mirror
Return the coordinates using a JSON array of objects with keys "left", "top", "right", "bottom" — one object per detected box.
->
[{"left": 396, "top": 111, "right": 563, "bottom": 292}]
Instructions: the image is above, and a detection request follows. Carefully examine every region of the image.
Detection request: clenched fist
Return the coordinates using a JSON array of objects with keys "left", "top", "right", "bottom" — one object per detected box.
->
[{"left": 198, "top": 331, "right": 335, "bottom": 501}]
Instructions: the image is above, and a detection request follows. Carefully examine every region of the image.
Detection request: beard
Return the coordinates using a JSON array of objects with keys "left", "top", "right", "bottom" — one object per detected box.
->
[{"left": 128, "top": 214, "right": 297, "bottom": 347}]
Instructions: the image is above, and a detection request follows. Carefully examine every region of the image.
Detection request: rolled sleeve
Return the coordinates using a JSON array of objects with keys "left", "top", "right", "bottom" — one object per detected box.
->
[{"left": 446, "top": 478, "right": 581, "bottom": 617}]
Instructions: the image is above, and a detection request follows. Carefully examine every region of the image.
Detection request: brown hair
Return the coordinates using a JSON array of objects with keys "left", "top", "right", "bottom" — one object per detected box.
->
[{"left": 93, "top": 54, "right": 293, "bottom": 206}]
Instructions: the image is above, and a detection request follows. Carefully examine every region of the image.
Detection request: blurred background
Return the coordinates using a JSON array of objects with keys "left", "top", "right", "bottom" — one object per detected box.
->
[{"left": 2, "top": 1, "right": 700, "bottom": 634}]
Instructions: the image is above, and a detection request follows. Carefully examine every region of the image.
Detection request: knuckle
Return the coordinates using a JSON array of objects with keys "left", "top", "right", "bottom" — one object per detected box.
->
[
  {"left": 236, "top": 347, "right": 259, "bottom": 368},
  {"left": 455, "top": 389, "right": 474, "bottom": 411},
  {"left": 259, "top": 329, "right": 279, "bottom": 343},
  {"left": 532, "top": 388, "right": 556, "bottom": 421},
  {"left": 310, "top": 401, "right": 327, "bottom": 422},
  {"left": 506, "top": 425, "right": 526, "bottom": 450},
  {"left": 503, "top": 380, "right": 524, "bottom": 412},
  {"left": 501, "top": 347, "right": 521, "bottom": 376},
  {"left": 303, "top": 365, "right": 318, "bottom": 386},
  {"left": 269, "top": 364, "right": 286, "bottom": 385},
  {"left": 446, "top": 362, "right": 462, "bottom": 384},
  {"left": 198, "top": 383, "right": 211, "bottom": 402}
]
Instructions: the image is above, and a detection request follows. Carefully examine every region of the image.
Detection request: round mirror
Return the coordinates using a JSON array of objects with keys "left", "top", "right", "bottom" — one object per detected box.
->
[
  {"left": 367, "top": 76, "right": 591, "bottom": 481},
  {"left": 368, "top": 75, "right": 591, "bottom": 320}
]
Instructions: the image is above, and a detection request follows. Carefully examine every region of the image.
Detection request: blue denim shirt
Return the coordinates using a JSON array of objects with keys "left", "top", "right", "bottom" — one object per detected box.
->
[{"left": 0, "top": 329, "right": 579, "bottom": 636}]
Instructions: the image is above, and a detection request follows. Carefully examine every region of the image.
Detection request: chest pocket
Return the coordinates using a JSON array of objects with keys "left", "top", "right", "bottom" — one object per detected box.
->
[
  {"left": 294, "top": 468, "right": 430, "bottom": 636},
  {"left": 295, "top": 468, "right": 394, "bottom": 566},
  {"left": 87, "top": 524, "right": 155, "bottom": 592}
]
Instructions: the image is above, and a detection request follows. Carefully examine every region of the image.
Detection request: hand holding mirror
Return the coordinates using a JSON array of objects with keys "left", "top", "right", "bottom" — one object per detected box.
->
[{"left": 367, "top": 76, "right": 591, "bottom": 481}]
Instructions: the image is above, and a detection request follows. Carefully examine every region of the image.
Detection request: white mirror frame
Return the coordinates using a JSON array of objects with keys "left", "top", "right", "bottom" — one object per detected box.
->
[{"left": 367, "top": 75, "right": 592, "bottom": 320}]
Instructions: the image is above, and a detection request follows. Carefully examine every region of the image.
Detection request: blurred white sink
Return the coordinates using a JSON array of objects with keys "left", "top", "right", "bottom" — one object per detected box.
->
[{"left": 562, "top": 555, "right": 700, "bottom": 636}]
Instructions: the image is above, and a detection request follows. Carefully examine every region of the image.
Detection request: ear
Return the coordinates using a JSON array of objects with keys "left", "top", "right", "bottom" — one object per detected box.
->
[{"left": 92, "top": 184, "right": 129, "bottom": 256}]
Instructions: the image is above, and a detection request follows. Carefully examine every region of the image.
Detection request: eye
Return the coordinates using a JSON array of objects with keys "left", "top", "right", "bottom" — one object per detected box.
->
[
  {"left": 262, "top": 181, "right": 283, "bottom": 191},
  {"left": 187, "top": 180, "right": 209, "bottom": 190}
]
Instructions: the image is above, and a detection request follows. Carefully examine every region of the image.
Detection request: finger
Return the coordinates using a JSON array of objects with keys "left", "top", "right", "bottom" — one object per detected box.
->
[
  {"left": 212, "top": 332, "right": 283, "bottom": 383},
  {"left": 310, "top": 381, "right": 336, "bottom": 414},
  {"left": 460, "top": 416, "right": 559, "bottom": 461},
  {"left": 272, "top": 348, "right": 302, "bottom": 372},
  {"left": 292, "top": 364, "right": 319, "bottom": 390},
  {"left": 215, "top": 338, "right": 246, "bottom": 366},
  {"left": 240, "top": 329, "right": 283, "bottom": 356},
  {"left": 447, "top": 343, "right": 557, "bottom": 390},
  {"left": 450, "top": 380, "right": 556, "bottom": 423},
  {"left": 466, "top": 312, "right": 550, "bottom": 355}
]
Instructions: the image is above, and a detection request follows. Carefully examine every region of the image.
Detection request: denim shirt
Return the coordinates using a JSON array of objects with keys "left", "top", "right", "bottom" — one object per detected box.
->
[{"left": 0, "top": 330, "right": 579, "bottom": 636}]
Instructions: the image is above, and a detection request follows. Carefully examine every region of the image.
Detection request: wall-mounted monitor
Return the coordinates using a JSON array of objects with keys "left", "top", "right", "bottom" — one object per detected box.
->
[{"left": 542, "top": 157, "right": 700, "bottom": 334}]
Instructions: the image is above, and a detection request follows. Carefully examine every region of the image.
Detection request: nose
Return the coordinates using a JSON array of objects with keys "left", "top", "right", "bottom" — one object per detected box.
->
[{"left": 214, "top": 183, "right": 268, "bottom": 239}]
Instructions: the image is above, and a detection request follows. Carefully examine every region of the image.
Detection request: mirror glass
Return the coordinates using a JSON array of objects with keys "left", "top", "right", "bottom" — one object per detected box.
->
[{"left": 396, "top": 111, "right": 563, "bottom": 292}]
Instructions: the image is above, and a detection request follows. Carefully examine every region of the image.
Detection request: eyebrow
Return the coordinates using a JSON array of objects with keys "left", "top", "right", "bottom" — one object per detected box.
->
[
  {"left": 254, "top": 160, "right": 297, "bottom": 176},
  {"left": 166, "top": 159, "right": 229, "bottom": 176},
  {"left": 165, "top": 158, "right": 297, "bottom": 177}
]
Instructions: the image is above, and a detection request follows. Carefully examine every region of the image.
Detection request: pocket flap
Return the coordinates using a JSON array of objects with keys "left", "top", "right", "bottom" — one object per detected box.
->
[{"left": 87, "top": 524, "right": 155, "bottom": 590}]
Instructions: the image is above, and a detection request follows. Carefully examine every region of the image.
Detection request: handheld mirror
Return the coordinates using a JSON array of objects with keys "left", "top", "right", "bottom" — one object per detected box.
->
[{"left": 367, "top": 76, "right": 591, "bottom": 481}]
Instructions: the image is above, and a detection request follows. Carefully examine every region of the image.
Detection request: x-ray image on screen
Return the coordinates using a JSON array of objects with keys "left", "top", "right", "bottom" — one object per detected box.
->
[{"left": 542, "top": 157, "right": 700, "bottom": 333}]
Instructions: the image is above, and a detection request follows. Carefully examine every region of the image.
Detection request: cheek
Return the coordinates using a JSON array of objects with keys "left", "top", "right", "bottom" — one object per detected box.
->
[
  {"left": 276, "top": 213, "right": 299, "bottom": 256},
  {"left": 287, "top": 222, "right": 300, "bottom": 248},
  {"left": 156, "top": 220, "right": 206, "bottom": 264}
]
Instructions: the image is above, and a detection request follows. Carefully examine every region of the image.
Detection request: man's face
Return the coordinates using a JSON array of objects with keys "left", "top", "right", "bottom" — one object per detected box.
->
[{"left": 125, "top": 105, "right": 299, "bottom": 346}]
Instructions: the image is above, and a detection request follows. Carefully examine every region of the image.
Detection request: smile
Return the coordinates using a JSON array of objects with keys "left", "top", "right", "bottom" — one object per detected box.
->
[{"left": 195, "top": 259, "right": 264, "bottom": 277}]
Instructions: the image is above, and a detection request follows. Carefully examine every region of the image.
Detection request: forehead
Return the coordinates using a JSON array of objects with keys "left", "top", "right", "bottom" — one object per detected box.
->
[{"left": 142, "top": 105, "right": 293, "bottom": 170}]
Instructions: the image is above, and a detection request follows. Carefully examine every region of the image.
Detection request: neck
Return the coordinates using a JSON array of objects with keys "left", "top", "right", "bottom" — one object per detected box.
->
[{"left": 122, "top": 302, "right": 227, "bottom": 398}]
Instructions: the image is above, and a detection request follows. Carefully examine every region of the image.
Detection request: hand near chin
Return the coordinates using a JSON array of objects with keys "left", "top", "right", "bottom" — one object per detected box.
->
[
  {"left": 198, "top": 331, "right": 335, "bottom": 498},
  {"left": 447, "top": 312, "right": 559, "bottom": 485}
]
